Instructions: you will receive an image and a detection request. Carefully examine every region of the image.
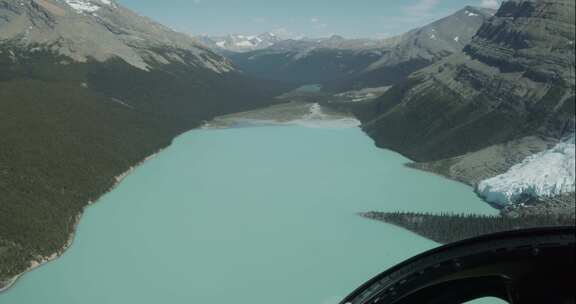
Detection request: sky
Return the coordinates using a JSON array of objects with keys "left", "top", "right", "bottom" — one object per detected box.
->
[{"left": 118, "top": 0, "right": 501, "bottom": 39}]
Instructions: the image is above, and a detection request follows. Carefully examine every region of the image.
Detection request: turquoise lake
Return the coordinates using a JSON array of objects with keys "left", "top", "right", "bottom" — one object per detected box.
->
[{"left": 2, "top": 124, "right": 499, "bottom": 304}]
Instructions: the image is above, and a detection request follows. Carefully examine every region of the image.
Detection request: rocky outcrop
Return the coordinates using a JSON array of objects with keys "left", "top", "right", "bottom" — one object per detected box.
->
[
  {"left": 466, "top": 0, "right": 575, "bottom": 85},
  {"left": 409, "top": 136, "right": 557, "bottom": 186},
  {"left": 356, "top": 0, "right": 575, "bottom": 212},
  {"left": 501, "top": 192, "right": 576, "bottom": 217},
  {"left": 360, "top": 0, "right": 574, "bottom": 162}
]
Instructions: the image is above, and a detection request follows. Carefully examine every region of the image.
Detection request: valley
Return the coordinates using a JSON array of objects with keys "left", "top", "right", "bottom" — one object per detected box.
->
[
  {"left": 0, "top": 0, "right": 574, "bottom": 300},
  {"left": 0, "top": 118, "right": 498, "bottom": 303},
  {"left": 206, "top": 0, "right": 575, "bottom": 221}
]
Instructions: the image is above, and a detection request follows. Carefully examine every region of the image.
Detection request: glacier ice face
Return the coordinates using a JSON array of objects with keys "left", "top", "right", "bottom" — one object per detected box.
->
[{"left": 477, "top": 135, "right": 575, "bottom": 206}]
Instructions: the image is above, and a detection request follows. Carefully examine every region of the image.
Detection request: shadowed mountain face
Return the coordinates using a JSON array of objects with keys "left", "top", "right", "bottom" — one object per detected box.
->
[
  {"left": 227, "top": 6, "right": 495, "bottom": 89},
  {"left": 358, "top": 0, "right": 575, "bottom": 162},
  {"left": 0, "top": 0, "right": 284, "bottom": 287}
]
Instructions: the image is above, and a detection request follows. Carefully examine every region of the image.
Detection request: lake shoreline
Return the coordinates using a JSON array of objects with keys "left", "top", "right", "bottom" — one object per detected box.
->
[
  {"left": 402, "top": 163, "right": 505, "bottom": 212},
  {"left": 0, "top": 278, "right": 16, "bottom": 293},
  {"left": 204, "top": 101, "right": 360, "bottom": 129},
  {"left": 3, "top": 118, "right": 503, "bottom": 303},
  {"left": 0, "top": 102, "right": 500, "bottom": 296},
  {"left": 0, "top": 214, "right": 80, "bottom": 294},
  {"left": 205, "top": 102, "right": 505, "bottom": 215},
  {"left": 359, "top": 211, "right": 576, "bottom": 244},
  {"left": 0, "top": 148, "right": 166, "bottom": 294}
]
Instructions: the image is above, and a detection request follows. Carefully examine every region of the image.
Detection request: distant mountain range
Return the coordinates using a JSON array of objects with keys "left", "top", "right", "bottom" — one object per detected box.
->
[
  {"left": 197, "top": 32, "right": 392, "bottom": 54},
  {"left": 197, "top": 32, "right": 283, "bottom": 53},
  {"left": 226, "top": 6, "right": 495, "bottom": 89}
]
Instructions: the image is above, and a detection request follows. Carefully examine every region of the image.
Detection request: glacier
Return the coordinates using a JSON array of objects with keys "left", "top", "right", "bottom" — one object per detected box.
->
[{"left": 477, "top": 135, "right": 575, "bottom": 206}]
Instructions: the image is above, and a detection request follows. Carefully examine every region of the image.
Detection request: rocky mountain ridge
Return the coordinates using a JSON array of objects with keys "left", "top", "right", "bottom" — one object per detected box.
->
[
  {"left": 354, "top": 0, "right": 575, "bottom": 213},
  {"left": 0, "top": 0, "right": 233, "bottom": 72},
  {"left": 228, "top": 6, "right": 494, "bottom": 88}
]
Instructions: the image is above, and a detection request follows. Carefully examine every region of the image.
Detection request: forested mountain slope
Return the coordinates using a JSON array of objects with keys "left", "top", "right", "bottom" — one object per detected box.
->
[{"left": 0, "top": 0, "right": 283, "bottom": 289}]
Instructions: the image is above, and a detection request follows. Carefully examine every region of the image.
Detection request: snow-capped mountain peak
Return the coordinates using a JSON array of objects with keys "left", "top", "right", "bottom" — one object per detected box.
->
[{"left": 198, "top": 32, "right": 282, "bottom": 52}]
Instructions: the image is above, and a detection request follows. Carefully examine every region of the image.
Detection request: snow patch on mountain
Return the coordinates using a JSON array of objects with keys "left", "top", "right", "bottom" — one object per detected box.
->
[
  {"left": 477, "top": 135, "right": 576, "bottom": 206},
  {"left": 63, "top": 0, "right": 114, "bottom": 13},
  {"left": 465, "top": 10, "right": 479, "bottom": 17},
  {"left": 235, "top": 40, "right": 255, "bottom": 47},
  {"left": 199, "top": 33, "right": 282, "bottom": 52},
  {"left": 64, "top": 0, "right": 98, "bottom": 13}
]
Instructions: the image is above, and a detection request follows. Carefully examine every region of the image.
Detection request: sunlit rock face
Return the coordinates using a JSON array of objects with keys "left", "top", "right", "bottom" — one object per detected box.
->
[{"left": 0, "top": 0, "right": 234, "bottom": 73}]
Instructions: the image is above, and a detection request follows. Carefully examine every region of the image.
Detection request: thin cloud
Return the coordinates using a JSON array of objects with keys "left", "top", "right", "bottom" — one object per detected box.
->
[
  {"left": 479, "top": 0, "right": 501, "bottom": 9},
  {"left": 310, "top": 17, "right": 328, "bottom": 30},
  {"left": 271, "top": 27, "right": 302, "bottom": 39},
  {"left": 373, "top": 32, "right": 392, "bottom": 39},
  {"left": 402, "top": 0, "right": 440, "bottom": 17},
  {"left": 378, "top": 0, "right": 446, "bottom": 35}
]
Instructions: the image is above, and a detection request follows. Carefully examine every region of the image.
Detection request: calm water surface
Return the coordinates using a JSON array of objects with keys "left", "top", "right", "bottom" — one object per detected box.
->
[{"left": 2, "top": 125, "right": 498, "bottom": 304}]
